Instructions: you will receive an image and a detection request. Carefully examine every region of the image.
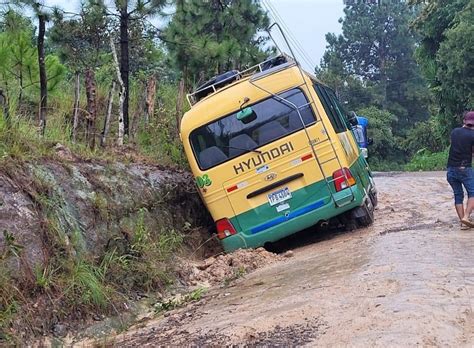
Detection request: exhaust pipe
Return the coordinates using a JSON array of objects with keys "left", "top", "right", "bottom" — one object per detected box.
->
[{"left": 320, "top": 220, "right": 329, "bottom": 228}]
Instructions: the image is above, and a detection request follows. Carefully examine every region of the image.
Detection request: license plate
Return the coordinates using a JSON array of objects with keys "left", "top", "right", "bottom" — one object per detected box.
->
[{"left": 268, "top": 187, "right": 292, "bottom": 206}]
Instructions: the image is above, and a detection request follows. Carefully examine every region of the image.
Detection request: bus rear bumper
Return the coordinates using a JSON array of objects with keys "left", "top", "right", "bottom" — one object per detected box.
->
[{"left": 221, "top": 186, "right": 365, "bottom": 252}]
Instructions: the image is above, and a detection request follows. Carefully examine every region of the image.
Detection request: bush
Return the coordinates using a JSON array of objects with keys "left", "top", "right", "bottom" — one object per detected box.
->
[
  {"left": 405, "top": 149, "right": 448, "bottom": 171},
  {"left": 402, "top": 118, "right": 446, "bottom": 156},
  {"left": 356, "top": 106, "right": 404, "bottom": 163}
]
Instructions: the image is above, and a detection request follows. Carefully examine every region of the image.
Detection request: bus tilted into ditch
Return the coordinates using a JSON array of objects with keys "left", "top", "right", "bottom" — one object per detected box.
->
[{"left": 180, "top": 37, "right": 376, "bottom": 252}]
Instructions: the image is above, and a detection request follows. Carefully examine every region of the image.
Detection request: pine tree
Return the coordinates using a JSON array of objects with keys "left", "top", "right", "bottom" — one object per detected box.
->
[
  {"left": 49, "top": 1, "right": 109, "bottom": 146},
  {"left": 317, "top": 0, "right": 429, "bottom": 131},
  {"left": 105, "top": 0, "right": 167, "bottom": 138},
  {"left": 164, "top": 0, "right": 270, "bottom": 87}
]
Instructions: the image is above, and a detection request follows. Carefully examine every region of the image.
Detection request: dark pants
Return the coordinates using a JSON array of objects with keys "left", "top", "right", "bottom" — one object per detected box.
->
[{"left": 447, "top": 167, "right": 474, "bottom": 205}]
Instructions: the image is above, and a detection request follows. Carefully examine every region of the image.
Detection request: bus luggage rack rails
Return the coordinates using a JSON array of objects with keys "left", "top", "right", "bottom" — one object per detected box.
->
[{"left": 186, "top": 54, "right": 296, "bottom": 107}]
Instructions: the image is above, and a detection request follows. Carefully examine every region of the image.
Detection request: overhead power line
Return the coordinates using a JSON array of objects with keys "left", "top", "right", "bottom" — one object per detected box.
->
[
  {"left": 264, "top": 0, "right": 315, "bottom": 67},
  {"left": 262, "top": 0, "right": 317, "bottom": 71}
]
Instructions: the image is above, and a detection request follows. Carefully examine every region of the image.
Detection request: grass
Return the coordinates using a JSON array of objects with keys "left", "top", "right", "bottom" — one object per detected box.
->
[
  {"left": 405, "top": 149, "right": 448, "bottom": 171},
  {"left": 0, "top": 72, "right": 195, "bottom": 342},
  {"left": 153, "top": 287, "right": 207, "bottom": 314},
  {"left": 223, "top": 266, "right": 247, "bottom": 287},
  {"left": 0, "top": 255, "right": 20, "bottom": 342},
  {"left": 0, "top": 156, "right": 188, "bottom": 341},
  {"left": 0, "top": 78, "right": 186, "bottom": 169},
  {"left": 102, "top": 209, "right": 185, "bottom": 293},
  {"left": 62, "top": 259, "right": 109, "bottom": 309}
]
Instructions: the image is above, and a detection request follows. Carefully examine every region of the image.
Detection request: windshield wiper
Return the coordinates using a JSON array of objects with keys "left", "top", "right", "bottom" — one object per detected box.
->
[{"left": 221, "top": 145, "right": 262, "bottom": 154}]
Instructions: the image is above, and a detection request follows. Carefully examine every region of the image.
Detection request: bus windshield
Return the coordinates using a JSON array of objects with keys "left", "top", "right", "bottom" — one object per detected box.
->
[{"left": 190, "top": 88, "right": 316, "bottom": 170}]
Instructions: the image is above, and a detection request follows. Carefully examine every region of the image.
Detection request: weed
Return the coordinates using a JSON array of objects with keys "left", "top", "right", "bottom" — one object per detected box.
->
[
  {"left": 91, "top": 192, "right": 109, "bottom": 220},
  {"left": 1, "top": 230, "right": 24, "bottom": 259},
  {"left": 131, "top": 208, "right": 150, "bottom": 253},
  {"left": 153, "top": 287, "right": 207, "bottom": 314},
  {"left": 0, "top": 261, "right": 19, "bottom": 341},
  {"left": 223, "top": 266, "right": 247, "bottom": 287},
  {"left": 33, "top": 264, "right": 55, "bottom": 291},
  {"left": 62, "top": 259, "right": 109, "bottom": 309},
  {"left": 405, "top": 149, "right": 448, "bottom": 171},
  {"left": 101, "top": 218, "right": 184, "bottom": 293},
  {"left": 156, "top": 229, "right": 184, "bottom": 260}
]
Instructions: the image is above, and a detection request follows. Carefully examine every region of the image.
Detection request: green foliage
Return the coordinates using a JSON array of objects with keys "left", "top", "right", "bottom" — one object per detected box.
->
[
  {"left": 405, "top": 149, "right": 448, "bottom": 171},
  {"left": 33, "top": 264, "right": 55, "bottom": 290},
  {"left": 1, "top": 230, "right": 24, "bottom": 259},
  {"left": 62, "top": 259, "right": 109, "bottom": 308},
  {"left": 402, "top": 118, "right": 446, "bottom": 156},
  {"left": 101, "top": 209, "right": 184, "bottom": 293},
  {"left": 0, "top": 112, "right": 50, "bottom": 160},
  {"left": 49, "top": 1, "right": 110, "bottom": 71},
  {"left": 0, "top": 263, "right": 18, "bottom": 342},
  {"left": 0, "top": 10, "right": 66, "bottom": 107},
  {"left": 164, "top": 0, "right": 270, "bottom": 84},
  {"left": 154, "top": 287, "right": 206, "bottom": 313},
  {"left": 356, "top": 106, "right": 402, "bottom": 163},
  {"left": 411, "top": 0, "right": 473, "bottom": 136},
  {"left": 317, "top": 0, "right": 430, "bottom": 131},
  {"left": 0, "top": 235, "right": 21, "bottom": 341},
  {"left": 135, "top": 83, "right": 189, "bottom": 167}
]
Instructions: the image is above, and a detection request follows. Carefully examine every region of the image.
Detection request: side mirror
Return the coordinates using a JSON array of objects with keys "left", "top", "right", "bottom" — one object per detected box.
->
[
  {"left": 347, "top": 111, "right": 358, "bottom": 126},
  {"left": 368, "top": 138, "right": 374, "bottom": 146},
  {"left": 237, "top": 107, "right": 257, "bottom": 124}
]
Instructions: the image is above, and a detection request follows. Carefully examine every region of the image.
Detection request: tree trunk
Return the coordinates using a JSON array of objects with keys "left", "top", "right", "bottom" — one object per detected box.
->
[
  {"left": 37, "top": 14, "right": 47, "bottom": 136},
  {"left": 0, "top": 89, "right": 9, "bottom": 128},
  {"left": 101, "top": 80, "right": 116, "bottom": 147},
  {"left": 72, "top": 72, "right": 80, "bottom": 143},
  {"left": 18, "top": 64, "right": 23, "bottom": 106},
  {"left": 175, "top": 78, "right": 185, "bottom": 135},
  {"left": 119, "top": 4, "right": 130, "bottom": 138},
  {"left": 145, "top": 75, "right": 156, "bottom": 124},
  {"left": 110, "top": 36, "right": 125, "bottom": 146},
  {"left": 130, "top": 81, "right": 145, "bottom": 140},
  {"left": 84, "top": 68, "right": 97, "bottom": 149}
]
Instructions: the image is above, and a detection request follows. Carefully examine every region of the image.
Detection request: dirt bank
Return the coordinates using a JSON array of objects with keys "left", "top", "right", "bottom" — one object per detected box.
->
[
  {"left": 80, "top": 171, "right": 473, "bottom": 347},
  {"left": 0, "top": 155, "right": 216, "bottom": 342}
]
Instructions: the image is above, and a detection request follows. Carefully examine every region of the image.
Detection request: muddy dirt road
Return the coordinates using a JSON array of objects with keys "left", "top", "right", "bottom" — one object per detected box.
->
[{"left": 97, "top": 172, "right": 474, "bottom": 346}]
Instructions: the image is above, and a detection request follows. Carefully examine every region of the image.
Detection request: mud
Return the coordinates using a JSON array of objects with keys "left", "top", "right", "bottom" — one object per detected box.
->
[
  {"left": 81, "top": 172, "right": 474, "bottom": 346},
  {"left": 180, "top": 248, "right": 284, "bottom": 287}
]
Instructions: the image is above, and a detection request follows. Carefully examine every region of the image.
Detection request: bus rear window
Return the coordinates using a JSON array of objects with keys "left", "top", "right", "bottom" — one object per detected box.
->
[{"left": 190, "top": 88, "right": 316, "bottom": 170}]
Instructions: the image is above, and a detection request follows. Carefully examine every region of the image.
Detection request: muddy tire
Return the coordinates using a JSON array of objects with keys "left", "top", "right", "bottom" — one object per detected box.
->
[
  {"left": 369, "top": 190, "right": 378, "bottom": 208},
  {"left": 356, "top": 200, "right": 374, "bottom": 227}
]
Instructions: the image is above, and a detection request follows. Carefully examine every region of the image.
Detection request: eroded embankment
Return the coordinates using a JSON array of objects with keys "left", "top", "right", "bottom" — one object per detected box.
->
[{"left": 0, "top": 154, "right": 217, "bottom": 342}]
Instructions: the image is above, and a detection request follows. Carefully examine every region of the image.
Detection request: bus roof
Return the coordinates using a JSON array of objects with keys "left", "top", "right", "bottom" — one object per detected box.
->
[
  {"left": 180, "top": 65, "right": 316, "bottom": 137},
  {"left": 180, "top": 58, "right": 326, "bottom": 137}
]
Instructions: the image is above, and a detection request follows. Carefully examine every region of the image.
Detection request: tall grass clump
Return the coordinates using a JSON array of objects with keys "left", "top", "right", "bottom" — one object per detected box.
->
[
  {"left": 102, "top": 208, "right": 184, "bottom": 293},
  {"left": 405, "top": 149, "right": 448, "bottom": 171}
]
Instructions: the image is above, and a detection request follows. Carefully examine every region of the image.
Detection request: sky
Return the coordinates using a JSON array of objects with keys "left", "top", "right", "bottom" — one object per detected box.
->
[
  {"left": 266, "top": 0, "right": 344, "bottom": 71},
  {"left": 42, "top": 0, "right": 344, "bottom": 71}
]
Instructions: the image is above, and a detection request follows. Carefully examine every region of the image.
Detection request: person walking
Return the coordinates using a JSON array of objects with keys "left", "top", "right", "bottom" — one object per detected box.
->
[{"left": 447, "top": 111, "right": 474, "bottom": 229}]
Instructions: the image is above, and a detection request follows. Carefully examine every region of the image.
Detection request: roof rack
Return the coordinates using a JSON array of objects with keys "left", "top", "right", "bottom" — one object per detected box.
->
[{"left": 186, "top": 54, "right": 296, "bottom": 107}]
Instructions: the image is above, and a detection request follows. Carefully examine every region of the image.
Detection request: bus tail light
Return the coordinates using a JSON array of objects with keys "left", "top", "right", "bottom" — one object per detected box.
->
[
  {"left": 333, "top": 168, "right": 356, "bottom": 192},
  {"left": 216, "top": 218, "right": 237, "bottom": 239}
]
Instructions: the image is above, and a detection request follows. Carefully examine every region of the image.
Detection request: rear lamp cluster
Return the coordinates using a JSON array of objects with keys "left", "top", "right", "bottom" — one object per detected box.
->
[
  {"left": 332, "top": 168, "right": 356, "bottom": 192},
  {"left": 216, "top": 218, "right": 237, "bottom": 239}
]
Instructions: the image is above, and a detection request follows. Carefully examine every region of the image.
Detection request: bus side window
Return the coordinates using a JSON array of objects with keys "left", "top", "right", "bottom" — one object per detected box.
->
[
  {"left": 325, "top": 88, "right": 351, "bottom": 129},
  {"left": 313, "top": 84, "right": 347, "bottom": 133}
]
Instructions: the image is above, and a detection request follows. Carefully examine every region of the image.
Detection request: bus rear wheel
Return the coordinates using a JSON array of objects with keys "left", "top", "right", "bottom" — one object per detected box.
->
[{"left": 351, "top": 198, "right": 374, "bottom": 228}]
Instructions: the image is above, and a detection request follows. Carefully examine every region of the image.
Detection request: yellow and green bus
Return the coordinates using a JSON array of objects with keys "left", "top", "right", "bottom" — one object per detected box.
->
[{"left": 180, "top": 55, "right": 377, "bottom": 252}]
